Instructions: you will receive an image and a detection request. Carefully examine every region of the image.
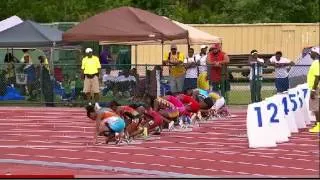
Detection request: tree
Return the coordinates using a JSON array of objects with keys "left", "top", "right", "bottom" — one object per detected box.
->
[{"left": 0, "top": 0, "right": 318, "bottom": 23}]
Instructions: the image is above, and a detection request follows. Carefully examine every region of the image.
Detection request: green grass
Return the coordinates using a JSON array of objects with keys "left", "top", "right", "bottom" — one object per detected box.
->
[{"left": 227, "top": 90, "right": 275, "bottom": 105}]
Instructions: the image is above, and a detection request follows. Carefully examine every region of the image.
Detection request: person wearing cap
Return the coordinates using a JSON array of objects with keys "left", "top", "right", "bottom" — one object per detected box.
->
[
  {"left": 81, "top": 48, "right": 101, "bottom": 103},
  {"left": 307, "top": 46, "right": 319, "bottom": 133},
  {"left": 183, "top": 48, "right": 199, "bottom": 91},
  {"left": 248, "top": 50, "right": 264, "bottom": 103},
  {"left": 197, "top": 45, "right": 210, "bottom": 91},
  {"left": 269, "top": 51, "right": 294, "bottom": 93},
  {"left": 163, "top": 44, "right": 185, "bottom": 94},
  {"left": 206, "top": 43, "right": 230, "bottom": 93}
]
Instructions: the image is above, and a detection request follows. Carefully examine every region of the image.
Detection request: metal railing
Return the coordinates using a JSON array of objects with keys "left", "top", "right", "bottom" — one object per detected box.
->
[{"left": 0, "top": 63, "right": 311, "bottom": 106}]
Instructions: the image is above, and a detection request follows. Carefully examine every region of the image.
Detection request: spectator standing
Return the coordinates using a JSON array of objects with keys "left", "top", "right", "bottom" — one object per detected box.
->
[
  {"left": 269, "top": 51, "right": 294, "bottom": 93},
  {"left": 184, "top": 48, "right": 199, "bottom": 91},
  {"left": 206, "top": 43, "right": 230, "bottom": 92},
  {"left": 196, "top": 45, "right": 208, "bottom": 73},
  {"left": 307, "top": 47, "right": 319, "bottom": 133},
  {"left": 4, "top": 53, "right": 18, "bottom": 86},
  {"left": 81, "top": 48, "right": 101, "bottom": 103},
  {"left": 38, "top": 56, "right": 54, "bottom": 107},
  {"left": 248, "top": 50, "right": 264, "bottom": 103},
  {"left": 163, "top": 44, "right": 185, "bottom": 94},
  {"left": 196, "top": 45, "right": 209, "bottom": 91},
  {"left": 23, "top": 55, "right": 37, "bottom": 100}
]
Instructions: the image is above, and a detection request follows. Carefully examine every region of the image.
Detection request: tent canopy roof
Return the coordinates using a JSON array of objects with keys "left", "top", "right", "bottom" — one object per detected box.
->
[
  {"left": 100, "top": 16, "right": 221, "bottom": 45},
  {"left": 0, "top": 20, "right": 63, "bottom": 48},
  {"left": 63, "top": 6, "right": 188, "bottom": 42},
  {"left": 0, "top": 15, "right": 23, "bottom": 32}
]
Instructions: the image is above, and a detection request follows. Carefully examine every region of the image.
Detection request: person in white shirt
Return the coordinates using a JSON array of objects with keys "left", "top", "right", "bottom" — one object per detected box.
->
[
  {"left": 248, "top": 50, "right": 264, "bottom": 103},
  {"left": 183, "top": 48, "right": 199, "bottom": 91},
  {"left": 195, "top": 45, "right": 210, "bottom": 91},
  {"left": 269, "top": 51, "right": 294, "bottom": 93},
  {"left": 196, "top": 45, "right": 208, "bottom": 73}
]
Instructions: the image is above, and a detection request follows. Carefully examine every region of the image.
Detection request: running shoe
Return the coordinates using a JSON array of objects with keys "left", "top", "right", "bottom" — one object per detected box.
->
[{"left": 309, "top": 122, "right": 320, "bottom": 133}]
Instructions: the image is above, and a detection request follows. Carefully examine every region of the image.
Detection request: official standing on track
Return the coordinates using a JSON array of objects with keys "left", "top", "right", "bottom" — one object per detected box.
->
[{"left": 81, "top": 48, "right": 101, "bottom": 104}]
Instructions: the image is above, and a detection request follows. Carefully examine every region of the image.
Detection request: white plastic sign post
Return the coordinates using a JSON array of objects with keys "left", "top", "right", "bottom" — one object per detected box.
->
[
  {"left": 264, "top": 96, "right": 289, "bottom": 143},
  {"left": 280, "top": 93, "right": 299, "bottom": 133},
  {"left": 297, "top": 84, "right": 315, "bottom": 123},
  {"left": 272, "top": 94, "right": 291, "bottom": 139},
  {"left": 288, "top": 87, "right": 306, "bottom": 129},
  {"left": 296, "top": 84, "right": 311, "bottom": 125},
  {"left": 247, "top": 102, "right": 277, "bottom": 148}
]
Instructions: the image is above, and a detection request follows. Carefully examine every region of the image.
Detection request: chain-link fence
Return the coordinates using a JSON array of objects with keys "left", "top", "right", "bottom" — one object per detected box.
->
[{"left": 0, "top": 62, "right": 312, "bottom": 106}]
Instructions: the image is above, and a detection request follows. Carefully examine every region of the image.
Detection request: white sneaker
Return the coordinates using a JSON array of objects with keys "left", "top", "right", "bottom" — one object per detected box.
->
[
  {"left": 95, "top": 102, "right": 102, "bottom": 111},
  {"left": 168, "top": 121, "right": 175, "bottom": 131}
]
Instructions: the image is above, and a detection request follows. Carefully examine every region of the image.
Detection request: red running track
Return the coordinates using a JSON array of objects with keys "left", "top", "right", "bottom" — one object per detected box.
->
[{"left": 0, "top": 107, "right": 319, "bottom": 178}]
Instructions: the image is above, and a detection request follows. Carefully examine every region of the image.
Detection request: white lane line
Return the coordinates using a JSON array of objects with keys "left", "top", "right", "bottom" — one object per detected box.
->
[
  {"left": 109, "top": 152, "right": 130, "bottom": 155},
  {"left": 6, "top": 154, "right": 29, "bottom": 157},
  {"left": 85, "top": 150, "right": 105, "bottom": 154},
  {"left": 200, "top": 159, "right": 216, "bottom": 162},
  {"left": 109, "top": 160, "right": 126, "bottom": 164},
  {"left": 85, "top": 159, "right": 104, "bottom": 162},
  {"left": 55, "top": 149, "right": 78, "bottom": 152},
  {"left": 133, "top": 153, "right": 155, "bottom": 157},
  {"left": 130, "top": 162, "right": 146, "bottom": 165},
  {"left": 186, "top": 167, "right": 201, "bottom": 170},
  {"left": 220, "top": 160, "right": 233, "bottom": 163},
  {"left": 255, "top": 163, "right": 269, "bottom": 167},
  {"left": 29, "top": 147, "right": 49, "bottom": 150},
  {"left": 150, "top": 163, "right": 166, "bottom": 167},
  {"left": 60, "top": 157, "right": 81, "bottom": 160},
  {"left": 305, "top": 169, "right": 318, "bottom": 172},
  {"left": 237, "top": 172, "right": 250, "bottom": 175},
  {"left": 296, "top": 159, "right": 311, "bottom": 162},
  {"left": 237, "top": 161, "right": 251, "bottom": 165},
  {"left": 221, "top": 170, "right": 234, "bottom": 173},
  {"left": 36, "top": 155, "right": 55, "bottom": 159},
  {"left": 278, "top": 157, "right": 293, "bottom": 160},
  {"left": 241, "top": 153, "right": 255, "bottom": 157},
  {"left": 204, "top": 169, "right": 217, "bottom": 172},
  {"left": 259, "top": 155, "right": 274, "bottom": 158},
  {"left": 0, "top": 139, "right": 19, "bottom": 142},
  {"left": 179, "top": 157, "right": 196, "bottom": 160},
  {"left": 288, "top": 167, "right": 303, "bottom": 170},
  {"left": 271, "top": 165, "right": 285, "bottom": 168},
  {"left": 160, "top": 155, "right": 175, "bottom": 159},
  {"left": 170, "top": 165, "right": 183, "bottom": 168}
]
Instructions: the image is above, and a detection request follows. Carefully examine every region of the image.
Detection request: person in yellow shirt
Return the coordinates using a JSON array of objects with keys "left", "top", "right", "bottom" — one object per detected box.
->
[
  {"left": 163, "top": 44, "right": 185, "bottom": 94},
  {"left": 81, "top": 48, "right": 101, "bottom": 103},
  {"left": 307, "top": 47, "right": 319, "bottom": 133}
]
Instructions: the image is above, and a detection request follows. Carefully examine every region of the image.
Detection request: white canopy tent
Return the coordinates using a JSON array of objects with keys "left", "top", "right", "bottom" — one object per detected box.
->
[
  {"left": 288, "top": 45, "right": 319, "bottom": 88},
  {"left": 0, "top": 15, "right": 23, "bottom": 32}
]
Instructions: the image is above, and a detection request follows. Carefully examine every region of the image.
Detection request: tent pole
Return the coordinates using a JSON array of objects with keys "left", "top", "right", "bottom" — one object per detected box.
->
[
  {"left": 135, "top": 44, "right": 137, "bottom": 66},
  {"left": 161, "top": 40, "right": 164, "bottom": 64}
]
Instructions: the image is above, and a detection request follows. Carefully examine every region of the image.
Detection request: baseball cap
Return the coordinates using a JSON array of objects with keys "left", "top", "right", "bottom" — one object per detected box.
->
[
  {"left": 211, "top": 43, "right": 221, "bottom": 49},
  {"left": 200, "top": 45, "right": 208, "bottom": 49},
  {"left": 311, "top": 47, "right": 319, "bottom": 54},
  {"left": 85, "top": 48, "right": 93, "bottom": 53},
  {"left": 251, "top": 49, "right": 258, "bottom": 55},
  {"left": 170, "top": 44, "right": 177, "bottom": 49}
]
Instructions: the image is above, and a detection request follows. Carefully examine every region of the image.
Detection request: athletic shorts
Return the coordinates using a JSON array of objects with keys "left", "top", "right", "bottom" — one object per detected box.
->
[
  {"left": 147, "top": 111, "right": 163, "bottom": 129},
  {"left": 105, "top": 116, "right": 126, "bottom": 133},
  {"left": 163, "top": 109, "right": 179, "bottom": 119}
]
